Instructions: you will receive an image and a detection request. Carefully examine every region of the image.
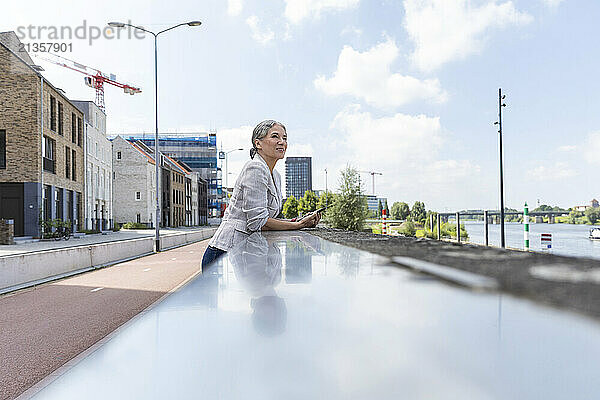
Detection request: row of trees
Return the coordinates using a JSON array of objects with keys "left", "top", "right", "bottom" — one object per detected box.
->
[{"left": 280, "top": 166, "right": 439, "bottom": 231}]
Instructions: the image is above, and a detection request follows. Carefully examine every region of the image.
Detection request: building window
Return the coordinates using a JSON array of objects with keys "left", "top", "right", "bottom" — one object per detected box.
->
[
  {"left": 43, "top": 136, "right": 56, "bottom": 173},
  {"left": 117, "top": 151, "right": 121, "bottom": 160},
  {"left": 58, "top": 102, "right": 64, "bottom": 135},
  {"left": 136, "top": 191, "right": 141, "bottom": 200},
  {"left": 77, "top": 117, "right": 82, "bottom": 146},
  {"left": 72, "top": 149, "right": 76, "bottom": 181},
  {"left": 71, "top": 113, "right": 77, "bottom": 143},
  {"left": 65, "top": 146, "right": 70, "bottom": 178},
  {"left": 0, "top": 129, "right": 5, "bottom": 169},
  {"left": 50, "top": 96, "right": 56, "bottom": 131},
  {"left": 56, "top": 188, "right": 63, "bottom": 220},
  {"left": 136, "top": 213, "right": 141, "bottom": 223},
  {"left": 113, "top": 171, "right": 115, "bottom": 179}
]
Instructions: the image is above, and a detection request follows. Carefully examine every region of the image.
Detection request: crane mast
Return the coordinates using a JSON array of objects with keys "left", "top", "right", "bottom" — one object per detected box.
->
[{"left": 358, "top": 170, "right": 383, "bottom": 195}]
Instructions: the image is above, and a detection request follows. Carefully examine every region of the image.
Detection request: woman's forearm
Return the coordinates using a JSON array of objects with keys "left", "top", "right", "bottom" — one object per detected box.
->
[{"left": 261, "top": 217, "right": 300, "bottom": 231}]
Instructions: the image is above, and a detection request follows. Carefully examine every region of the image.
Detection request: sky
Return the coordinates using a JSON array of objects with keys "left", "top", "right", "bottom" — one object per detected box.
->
[{"left": 2, "top": 0, "right": 599, "bottom": 211}]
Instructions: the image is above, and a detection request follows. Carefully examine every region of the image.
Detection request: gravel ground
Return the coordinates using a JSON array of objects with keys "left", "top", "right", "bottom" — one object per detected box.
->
[{"left": 309, "top": 227, "right": 600, "bottom": 320}]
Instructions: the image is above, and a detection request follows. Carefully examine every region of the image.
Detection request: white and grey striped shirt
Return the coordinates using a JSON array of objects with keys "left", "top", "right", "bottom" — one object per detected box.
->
[{"left": 209, "top": 153, "right": 282, "bottom": 251}]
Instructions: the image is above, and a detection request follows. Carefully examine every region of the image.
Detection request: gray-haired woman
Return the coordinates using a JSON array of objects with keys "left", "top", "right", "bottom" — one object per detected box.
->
[{"left": 201, "top": 120, "right": 320, "bottom": 269}]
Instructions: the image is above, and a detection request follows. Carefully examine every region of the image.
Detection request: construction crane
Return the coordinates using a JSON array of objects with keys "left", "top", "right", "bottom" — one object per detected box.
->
[
  {"left": 358, "top": 170, "right": 383, "bottom": 195},
  {"left": 35, "top": 53, "right": 142, "bottom": 112}
]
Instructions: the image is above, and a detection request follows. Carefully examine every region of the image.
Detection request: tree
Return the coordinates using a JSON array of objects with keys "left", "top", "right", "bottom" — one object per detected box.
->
[
  {"left": 298, "top": 190, "right": 318, "bottom": 215},
  {"left": 586, "top": 207, "right": 600, "bottom": 224},
  {"left": 568, "top": 210, "right": 583, "bottom": 224},
  {"left": 283, "top": 196, "right": 299, "bottom": 219},
  {"left": 384, "top": 200, "right": 389, "bottom": 217},
  {"left": 378, "top": 200, "right": 383, "bottom": 218},
  {"left": 425, "top": 210, "right": 438, "bottom": 230},
  {"left": 326, "top": 166, "right": 369, "bottom": 231},
  {"left": 317, "top": 191, "right": 335, "bottom": 221},
  {"left": 410, "top": 201, "right": 426, "bottom": 224},
  {"left": 391, "top": 202, "right": 410, "bottom": 220}
]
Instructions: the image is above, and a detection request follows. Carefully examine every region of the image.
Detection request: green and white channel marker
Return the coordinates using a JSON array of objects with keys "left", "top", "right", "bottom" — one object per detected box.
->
[{"left": 524, "top": 202, "right": 529, "bottom": 251}]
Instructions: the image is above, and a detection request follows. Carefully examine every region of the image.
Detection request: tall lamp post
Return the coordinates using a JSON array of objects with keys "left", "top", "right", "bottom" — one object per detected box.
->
[
  {"left": 494, "top": 88, "right": 507, "bottom": 248},
  {"left": 108, "top": 20, "right": 202, "bottom": 252},
  {"left": 222, "top": 148, "right": 244, "bottom": 196}
]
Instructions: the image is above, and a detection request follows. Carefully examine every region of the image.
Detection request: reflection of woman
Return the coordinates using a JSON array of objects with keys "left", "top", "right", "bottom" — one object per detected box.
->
[
  {"left": 202, "top": 120, "right": 320, "bottom": 268},
  {"left": 229, "top": 233, "right": 287, "bottom": 336}
]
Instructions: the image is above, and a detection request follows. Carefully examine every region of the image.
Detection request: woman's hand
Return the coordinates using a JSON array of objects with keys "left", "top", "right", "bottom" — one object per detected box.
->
[{"left": 296, "top": 212, "right": 321, "bottom": 229}]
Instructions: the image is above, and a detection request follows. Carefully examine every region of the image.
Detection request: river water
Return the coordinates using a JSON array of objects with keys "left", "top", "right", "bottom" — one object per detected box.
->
[{"left": 463, "top": 222, "right": 600, "bottom": 260}]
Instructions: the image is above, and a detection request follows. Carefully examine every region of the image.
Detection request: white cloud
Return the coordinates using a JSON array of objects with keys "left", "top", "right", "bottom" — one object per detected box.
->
[
  {"left": 557, "top": 145, "right": 576, "bottom": 152},
  {"left": 314, "top": 39, "right": 447, "bottom": 109},
  {"left": 584, "top": 132, "right": 600, "bottom": 165},
  {"left": 284, "top": 0, "right": 360, "bottom": 24},
  {"left": 404, "top": 0, "right": 533, "bottom": 72},
  {"left": 227, "top": 0, "right": 243, "bottom": 16},
  {"left": 331, "top": 104, "right": 442, "bottom": 164},
  {"left": 326, "top": 105, "right": 481, "bottom": 207},
  {"left": 341, "top": 26, "right": 362, "bottom": 37},
  {"left": 246, "top": 15, "right": 275, "bottom": 45},
  {"left": 527, "top": 162, "right": 577, "bottom": 180},
  {"left": 542, "top": 0, "right": 564, "bottom": 7}
]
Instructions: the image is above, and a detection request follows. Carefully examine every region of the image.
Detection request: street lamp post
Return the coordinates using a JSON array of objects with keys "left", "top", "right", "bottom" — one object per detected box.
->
[
  {"left": 494, "top": 88, "right": 507, "bottom": 248},
  {"left": 224, "top": 148, "right": 244, "bottom": 191},
  {"left": 108, "top": 20, "right": 201, "bottom": 252}
]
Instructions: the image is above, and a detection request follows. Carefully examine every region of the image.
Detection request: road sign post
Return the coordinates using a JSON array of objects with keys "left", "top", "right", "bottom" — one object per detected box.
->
[
  {"left": 541, "top": 233, "right": 552, "bottom": 250},
  {"left": 524, "top": 202, "right": 529, "bottom": 251}
]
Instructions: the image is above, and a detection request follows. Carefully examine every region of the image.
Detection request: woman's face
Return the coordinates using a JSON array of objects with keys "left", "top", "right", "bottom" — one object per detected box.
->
[{"left": 257, "top": 125, "right": 287, "bottom": 160}]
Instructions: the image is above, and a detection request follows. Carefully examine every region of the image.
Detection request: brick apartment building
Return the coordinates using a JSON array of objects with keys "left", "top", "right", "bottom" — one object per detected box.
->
[{"left": 0, "top": 32, "right": 84, "bottom": 237}]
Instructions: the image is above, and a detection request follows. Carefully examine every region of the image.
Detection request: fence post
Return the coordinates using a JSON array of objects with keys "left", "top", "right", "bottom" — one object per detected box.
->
[
  {"left": 524, "top": 202, "right": 529, "bottom": 251},
  {"left": 484, "top": 210, "right": 489, "bottom": 246},
  {"left": 456, "top": 212, "right": 461, "bottom": 243},
  {"left": 437, "top": 214, "right": 441, "bottom": 240}
]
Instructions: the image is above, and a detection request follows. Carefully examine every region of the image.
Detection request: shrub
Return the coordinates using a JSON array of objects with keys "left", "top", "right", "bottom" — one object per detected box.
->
[
  {"left": 436, "top": 222, "right": 469, "bottom": 240},
  {"left": 283, "top": 196, "right": 299, "bottom": 219},
  {"left": 398, "top": 221, "right": 416, "bottom": 237},
  {"left": 122, "top": 222, "right": 150, "bottom": 229},
  {"left": 326, "top": 166, "right": 369, "bottom": 231}
]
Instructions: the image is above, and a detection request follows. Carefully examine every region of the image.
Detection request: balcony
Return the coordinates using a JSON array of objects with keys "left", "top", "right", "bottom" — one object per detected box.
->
[{"left": 43, "top": 157, "right": 55, "bottom": 173}]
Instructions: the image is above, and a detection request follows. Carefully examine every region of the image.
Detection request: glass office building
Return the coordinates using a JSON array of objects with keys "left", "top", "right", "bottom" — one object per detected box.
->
[
  {"left": 125, "top": 133, "right": 223, "bottom": 217},
  {"left": 285, "top": 157, "right": 312, "bottom": 199}
]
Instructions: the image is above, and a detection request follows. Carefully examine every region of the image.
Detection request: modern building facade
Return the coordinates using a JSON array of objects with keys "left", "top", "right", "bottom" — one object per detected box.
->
[
  {"left": 124, "top": 133, "right": 222, "bottom": 217},
  {"left": 285, "top": 157, "right": 312, "bottom": 199},
  {"left": 73, "top": 100, "right": 112, "bottom": 231},
  {"left": 365, "top": 195, "right": 388, "bottom": 215},
  {"left": 0, "top": 32, "right": 84, "bottom": 237}
]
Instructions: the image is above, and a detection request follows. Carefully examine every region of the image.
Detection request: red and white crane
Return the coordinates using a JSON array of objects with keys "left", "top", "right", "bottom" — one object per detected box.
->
[
  {"left": 358, "top": 170, "right": 383, "bottom": 195},
  {"left": 35, "top": 53, "right": 142, "bottom": 112}
]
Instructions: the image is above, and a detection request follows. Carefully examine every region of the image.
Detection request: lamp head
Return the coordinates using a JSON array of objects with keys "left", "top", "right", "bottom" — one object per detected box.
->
[
  {"left": 108, "top": 22, "right": 126, "bottom": 28},
  {"left": 187, "top": 21, "right": 202, "bottom": 26},
  {"left": 501, "top": 103, "right": 507, "bottom": 107},
  {"left": 494, "top": 121, "right": 499, "bottom": 125}
]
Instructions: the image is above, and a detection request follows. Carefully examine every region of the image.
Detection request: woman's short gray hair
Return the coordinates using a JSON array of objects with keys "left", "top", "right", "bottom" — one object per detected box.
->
[{"left": 250, "top": 120, "right": 286, "bottom": 159}]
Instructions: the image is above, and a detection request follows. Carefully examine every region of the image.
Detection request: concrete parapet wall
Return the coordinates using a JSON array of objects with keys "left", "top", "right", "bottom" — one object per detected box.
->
[{"left": 0, "top": 228, "right": 216, "bottom": 294}]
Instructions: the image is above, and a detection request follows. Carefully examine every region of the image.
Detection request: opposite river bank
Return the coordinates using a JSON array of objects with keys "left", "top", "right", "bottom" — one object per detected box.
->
[{"left": 463, "top": 222, "right": 600, "bottom": 260}]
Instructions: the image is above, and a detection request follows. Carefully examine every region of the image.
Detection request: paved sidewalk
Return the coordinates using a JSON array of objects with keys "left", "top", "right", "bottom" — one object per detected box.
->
[
  {"left": 0, "top": 239, "right": 210, "bottom": 400},
  {"left": 0, "top": 227, "right": 214, "bottom": 257}
]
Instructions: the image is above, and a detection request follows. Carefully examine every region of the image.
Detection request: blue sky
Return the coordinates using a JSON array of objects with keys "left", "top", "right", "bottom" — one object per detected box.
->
[{"left": 3, "top": 0, "right": 598, "bottom": 211}]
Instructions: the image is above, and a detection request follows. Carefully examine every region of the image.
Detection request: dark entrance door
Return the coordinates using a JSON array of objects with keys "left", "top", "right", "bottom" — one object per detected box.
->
[{"left": 0, "top": 183, "right": 24, "bottom": 236}]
